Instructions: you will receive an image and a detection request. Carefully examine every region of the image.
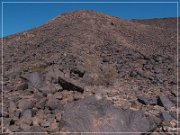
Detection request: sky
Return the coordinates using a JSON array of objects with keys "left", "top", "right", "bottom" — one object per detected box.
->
[{"left": 1, "top": 0, "right": 179, "bottom": 37}]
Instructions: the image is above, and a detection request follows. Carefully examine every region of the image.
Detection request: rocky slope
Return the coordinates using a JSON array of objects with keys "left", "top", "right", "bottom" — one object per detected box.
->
[{"left": 1, "top": 10, "right": 179, "bottom": 134}]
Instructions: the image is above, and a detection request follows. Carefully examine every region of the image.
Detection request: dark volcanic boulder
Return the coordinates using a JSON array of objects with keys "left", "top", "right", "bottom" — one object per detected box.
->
[
  {"left": 60, "top": 96, "right": 154, "bottom": 133},
  {"left": 16, "top": 82, "right": 28, "bottom": 90},
  {"left": 58, "top": 75, "right": 84, "bottom": 93}
]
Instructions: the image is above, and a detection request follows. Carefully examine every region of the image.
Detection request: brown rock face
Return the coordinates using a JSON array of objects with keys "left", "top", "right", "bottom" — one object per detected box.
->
[{"left": 1, "top": 10, "right": 178, "bottom": 133}]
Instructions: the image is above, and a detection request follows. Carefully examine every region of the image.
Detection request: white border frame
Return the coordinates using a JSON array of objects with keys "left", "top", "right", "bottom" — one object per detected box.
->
[{"left": 1, "top": 1, "right": 179, "bottom": 134}]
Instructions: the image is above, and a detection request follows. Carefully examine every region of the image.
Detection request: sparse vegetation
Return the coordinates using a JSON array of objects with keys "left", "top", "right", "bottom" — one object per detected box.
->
[
  {"left": 83, "top": 54, "right": 118, "bottom": 86},
  {"left": 28, "top": 63, "right": 47, "bottom": 73}
]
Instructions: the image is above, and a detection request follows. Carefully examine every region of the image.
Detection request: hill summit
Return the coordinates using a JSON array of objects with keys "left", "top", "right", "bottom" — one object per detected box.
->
[{"left": 2, "top": 10, "right": 178, "bottom": 133}]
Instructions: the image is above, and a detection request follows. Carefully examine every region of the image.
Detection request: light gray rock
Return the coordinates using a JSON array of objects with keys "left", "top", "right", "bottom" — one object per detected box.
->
[
  {"left": 158, "top": 96, "right": 175, "bottom": 110},
  {"left": 162, "top": 112, "right": 173, "bottom": 122},
  {"left": 21, "top": 72, "right": 44, "bottom": 88}
]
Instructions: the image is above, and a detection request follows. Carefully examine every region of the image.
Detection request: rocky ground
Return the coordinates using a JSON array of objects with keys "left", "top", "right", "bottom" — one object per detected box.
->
[{"left": 0, "top": 10, "right": 179, "bottom": 134}]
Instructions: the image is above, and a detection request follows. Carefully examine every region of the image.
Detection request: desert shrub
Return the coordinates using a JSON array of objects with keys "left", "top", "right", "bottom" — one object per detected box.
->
[
  {"left": 28, "top": 63, "right": 47, "bottom": 73},
  {"left": 83, "top": 55, "right": 100, "bottom": 73},
  {"left": 83, "top": 54, "right": 118, "bottom": 87},
  {"left": 99, "top": 64, "right": 118, "bottom": 86}
]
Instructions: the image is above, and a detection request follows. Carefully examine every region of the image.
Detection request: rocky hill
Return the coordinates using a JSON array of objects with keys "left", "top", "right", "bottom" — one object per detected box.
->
[
  {"left": 132, "top": 17, "right": 178, "bottom": 29},
  {"left": 1, "top": 10, "right": 179, "bottom": 134}
]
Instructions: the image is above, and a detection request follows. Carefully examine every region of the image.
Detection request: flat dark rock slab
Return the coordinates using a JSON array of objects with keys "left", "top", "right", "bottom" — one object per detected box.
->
[
  {"left": 58, "top": 75, "right": 84, "bottom": 93},
  {"left": 137, "top": 96, "right": 157, "bottom": 105},
  {"left": 16, "top": 82, "right": 28, "bottom": 90},
  {"left": 60, "top": 96, "right": 154, "bottom": 133}
]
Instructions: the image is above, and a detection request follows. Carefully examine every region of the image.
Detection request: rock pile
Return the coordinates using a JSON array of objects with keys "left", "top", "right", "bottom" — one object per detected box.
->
[{"left": 1, "top": 10, "right": 179, "bottom": 134}]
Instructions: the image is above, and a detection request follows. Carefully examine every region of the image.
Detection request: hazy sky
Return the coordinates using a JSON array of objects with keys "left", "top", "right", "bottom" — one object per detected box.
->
[{"left": 1, "top": 0, "right": 178, "bottom": 37}]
